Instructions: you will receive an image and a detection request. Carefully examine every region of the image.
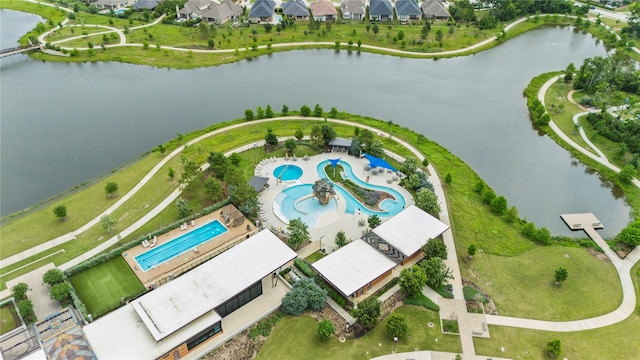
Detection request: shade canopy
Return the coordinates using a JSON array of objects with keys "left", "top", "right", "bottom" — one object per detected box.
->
[
  {"left": 328, "top": 158, "right": 341, "bottom": 168},
  {"left": 364, "top": 154, "right": 396, "bottom": 172}
]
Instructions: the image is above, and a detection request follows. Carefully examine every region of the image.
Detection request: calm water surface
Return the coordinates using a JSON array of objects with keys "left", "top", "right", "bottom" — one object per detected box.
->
[{"left": 0, "top": 10, "right": 631, "bottom": 238}]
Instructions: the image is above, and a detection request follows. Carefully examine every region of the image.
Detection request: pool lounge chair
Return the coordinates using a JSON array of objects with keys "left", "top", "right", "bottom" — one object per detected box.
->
[{"left": 142, "top": 240, "right": 149, "bottom": 248}]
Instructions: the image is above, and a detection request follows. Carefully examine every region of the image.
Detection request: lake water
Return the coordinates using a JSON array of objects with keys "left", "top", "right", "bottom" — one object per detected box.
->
[{"left": 0, "top": 10, "right": 631, "bottom": 237}]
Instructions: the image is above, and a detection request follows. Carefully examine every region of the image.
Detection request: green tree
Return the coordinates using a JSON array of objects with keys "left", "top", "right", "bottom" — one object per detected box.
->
[
  {"left": 320, "top": 124, "right": 336, "bottom": 146},
  {"left": 265, "top": 128, "right": 279, "bottom": 146},
  {"left": 403, "top": 174, "right": 421, "bottom": 190},
  {"left": 422, "top": 239, "right": 447, "bottom": 260},
  {"left": 335, "top": 230, "right": 347, "bottom": 247},
  {"left": 101, "top": 214, "right": 118, "bottom": 233},
  {"left": 421, "top": 257, "right": 453, "bottom": 289},
  {"left": 50, "top": 282, "right": 71, "bottom": 303},
  {"left": 399, "top": 265, "right": 428, "bottom": 297},
  {"left": 11, "top": 283, "right": 29, "bottom": 301},
  {"left": 256, "top": 106, "right": 265, "bottom": 119},
  {"left": 372, "top": 24, "right": 379, "bottom": 34},
  {"left": 105, "top": 181, "right": 118, "bottom": 198},
  {"left": 445, "top": 173, "right": 452, "bottom": 184},
  {"left": 505, "top": 206, "right": 519, "bottom": 223},
  {"left": 314, "top": 104, "right": 324, "bottom": 117},
  {"left": 367, "top": 139, "right": 385, "bottom": 158},
  {"left": 43, "top": 269, "right": 64, "bottom": 286},
  {"left": 287, "top": 218, "right": 310, "bottom": 249},
  {"left": 207, "top": 151, "right": 230, "bottom": 180},
  {"left": 490, "top": 195, "right": 508, "bottom": 215},
  {"left": 351, "top": 297, "right": 380, "bottom": 330},
  {"left": 482, "top": 187, "right": 496, "bottom": 205},
  {"left": 300, "top": 105, "right": 311, "bottom": 116},
  {"left": 176, "top": 197, "right": 192, "bottom": 219},
  {"left": 179, "top": 156, "right": 202, "bottom": 193},
  {"left": 415, "top": 188, "right": 441, "bottom": 216},
  {"left": 467, "top": 244, "right": 477, "bottom": 259},
  {"left": 282, "top": 104, "right": 289, "bottom": 116},
  {"left": 317, "top": 318, "right": 335, "bottom": 339},
  {"left": 17, "top": 299, "right": 36, "bottom": 324},
  {"left": 228, "top": 153, "right": 242, "bottom": 167},
  {"left": 329, "top": 107, "right": 338, "bottom": 118},
  {"left": 618, "top": 165, "right": 636, "bottom": 184},
  {"left": 281, "top": 278, "right": 327, "bottom": 315},
  {"left": 168, "top": 167, "right": 175, "bottom": 180},
  {"left": 435, "top": 29, "right": 443, "bottom": 42},
  {"left": 229, "top": 182, "right": 257, "bottom": 210},
  {"left": 554, "top": 267, "right": 568, "bottom": 285},
  {"left": 385, "top": 314, "right": 409, "bottom": 338},
  {"left": 53, "top": 205, "right": 67, "bottom": 221},
  {"left": 284, "top": 138, "right": 297, "bottom": 154},
  {"left": 368, "top": 214, "right": 381, "bottom": 228},
  {"left": 265, "top": 104, "right": 274, "bottom": 118},
  {"left": 401, "top": 157, "right": 419, "bottom": 175},
  {"left": 245, "top": 108, "right": 254, "bottom": 121},
  {"left": 294, "top": 127, "right": 304, "bottom": 141},
  {"left": 616, "top": 221, "right": 640, "bottom": 246},
  {"left": 204, "top": 177, "right": 223, "bottom": 202},
  {"left": 547, "top": 339, "right": 562, "bottom": 357}
]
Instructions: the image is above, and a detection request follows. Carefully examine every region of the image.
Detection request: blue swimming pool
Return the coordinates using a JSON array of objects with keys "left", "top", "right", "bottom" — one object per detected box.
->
[
  {"left": 274, "top": 164, "right": 303, "bottom": 181},
  {"left": 135, "top": 220, "right": 228, "bottom": 271},
  {"left": 276, "top": 184, "right": 337, "bottom": 227}
]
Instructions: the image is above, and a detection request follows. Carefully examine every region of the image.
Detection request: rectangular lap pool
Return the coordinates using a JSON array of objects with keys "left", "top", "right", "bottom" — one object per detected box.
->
[{"left": 135, "top": 220, "right": 228, "bottom": 271}]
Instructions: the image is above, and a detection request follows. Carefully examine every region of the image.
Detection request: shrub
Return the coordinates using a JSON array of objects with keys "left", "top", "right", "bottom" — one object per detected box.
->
[
  {"left": 403, "top": 293, "right": 439, "bottom": 311},
  {"left": 17, "top": 299, "right": 36, "bottom": 323},
  {"left": 317, "top": 318, "right": 335, "bottom": 339},
  {"left": 385, "top": 314, "right": 408, "bottom": 338},
  {"left": 43, "top": 269, "right": 65, "bottom": 286},
  {"left": 11, "top": 283, "right": 29, "bottom": 301},
  {"left": 281, "top": 278, "right": 327, "bottom": 315},
  {"left": 294, "top": 259, "right": 314, "bottom": 278}
]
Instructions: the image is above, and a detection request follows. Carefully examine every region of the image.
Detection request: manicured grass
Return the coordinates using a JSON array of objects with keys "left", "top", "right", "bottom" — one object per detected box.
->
[
  {"left": 0, "top": 303, "right": 19, "bottom": 334},
  {"left": 461, "top": 246, "right": 621, "bottom": 320},
  {"left": 474, "top": 261, "right": 640, "bottom": 360},
  {"left": 69, "top": 256, "right": 145, "bottom": 318},
  {"left": 304, "top": 251, "right": 326, "bottom": 264},
  {"left": 256, "top": 306, "right": 461, "bottom": 359},
  {"left": 545, "top": 81, "right": 595, "bottom": 152},
  {"left": 403, "top": 293, "right": 440, "bottom": 311}
]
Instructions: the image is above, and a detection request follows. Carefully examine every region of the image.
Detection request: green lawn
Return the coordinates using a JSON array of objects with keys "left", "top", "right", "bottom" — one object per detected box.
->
[
  {"left": 69, "top": 256, "right": 145, "bottom": 318},
  {"left": 257, "top": 306, "right": 461, "bottom": 359},
  {"left": 461, "top": 246, "right": 622, "bottom": 320},
  {"left": 0, "top": 303, "right": 19, "bottom": 334},
  {"left": 474, "top": 261, "right": 640, "bottom": 359},
  {"left": 304, "top": 251, "right": 326, "bottom": 264},
  {"left": 545, "top": 81, "right": 595, "bottom": 153}
]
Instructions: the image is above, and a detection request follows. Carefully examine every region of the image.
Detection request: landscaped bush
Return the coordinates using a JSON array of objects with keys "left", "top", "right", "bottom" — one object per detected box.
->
[
  {"left": 463, "top": 285, "right": 488, "bottom": 303},
  {"left": 281, "top": 278, "right": 327, "bottom": 315},
  {"left": 248, "top": 311, "right": 284, "bottom": 339},
  {"left": 294, "top": 259, "right": 314, "bottom": 278},
  {"left": 17, "top": 300, "right": 36, "bottom": 324},
  {"left": 403, "top": 293, "right": 440, "bottom": 311},
  {"left": 11, "top": 283, "right": 29, "bottom": 301}
]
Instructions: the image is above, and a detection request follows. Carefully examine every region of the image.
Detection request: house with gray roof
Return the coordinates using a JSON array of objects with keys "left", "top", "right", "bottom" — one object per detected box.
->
[
  {"left": 309, "top": 0, "right": 337, "bottom": 22},
  {"left": 421, "top": 0, "right": 451, "bottom": 21},
  {"left": 340, "top": 0, "right": 365, "bottom": 20},
  {"left": 248, "top": 0, "right": 276, "bottom": 23},
  {"left": 178, "top": 0, "right": 242, "bottom": 25},
  {"left": 133, "top": 0, "right": 159, "bottom": 11},
  {"left": 282, "top": 0, "right": 309, "bottom": 21},
  {"left": 94, "top": 0, "right": 134, "bottom": 11},
  {"left": 369, "top": 0, "right": 393, "bottom": 22},
  {"left": 396, "top": 0, "right": 421, "bottom": 22}
]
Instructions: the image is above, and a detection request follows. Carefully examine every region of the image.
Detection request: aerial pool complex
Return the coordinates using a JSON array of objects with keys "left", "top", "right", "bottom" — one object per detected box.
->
[
  {"left": 273, "top": 164, "right": 303, "bottom": 181},
  {"left": 135, "top": 220, "right": 228, "bottom": 271},
  {"left": 273, "top": 159, "right": 406, "bottom": 227}
]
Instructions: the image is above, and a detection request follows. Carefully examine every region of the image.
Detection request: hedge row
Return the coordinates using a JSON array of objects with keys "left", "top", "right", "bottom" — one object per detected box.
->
[{"left": 64, "top": 199, "right": 230, "bottom": 277}]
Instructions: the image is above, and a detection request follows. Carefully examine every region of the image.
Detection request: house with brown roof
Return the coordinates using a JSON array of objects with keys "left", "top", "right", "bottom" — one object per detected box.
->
[
  {"left": 310, "top": 0, "right": 338, "bottom": 21},
  {"left": 421, "top": 0, "right": 451, "bottom": 21},
  {"left": 340, "top": 0, "right": 365, "bottom": 20},
  {"left": 178, "top": 0, "right": 242, "bottom": 25}
]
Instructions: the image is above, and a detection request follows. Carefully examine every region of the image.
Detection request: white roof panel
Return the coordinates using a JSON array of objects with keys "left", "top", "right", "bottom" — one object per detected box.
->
[
  {"left": 372, "top": 205, "right": 449, "bottom": 256},
  {"left": 312, "top": 239, "right": 396, "bottom": 297}
]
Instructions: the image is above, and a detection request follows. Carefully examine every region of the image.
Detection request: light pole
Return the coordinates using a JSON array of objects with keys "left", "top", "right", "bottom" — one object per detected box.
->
[
  {"left": 319, "top": 235, "right": 325, "bottom": 253},
  {"left": 393, "top": 336, "right": 398, "bottom": 354}
]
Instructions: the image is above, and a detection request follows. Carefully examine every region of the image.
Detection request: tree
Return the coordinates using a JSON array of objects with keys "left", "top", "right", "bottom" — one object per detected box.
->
[
  {"left": 265, "top": 128, "right": 279, "bottom": 146},
  {"left": 282, "top": 104, "right": 289, "bottom": 116},
  {"left": 368, "top": 214, "right": 381, "bottom": 228},
  {"left": 17, "top": 299, "right": 36, "bottom": 324},
  {"left": 372, "top": 24, "right": 379, "bottom": 34},
  {"left": 367, "top": 139, "right": 385, "bottom": 158},
  {"left": 229, "top": 182, "right": 257, "bottom": 209},
  {"left": 335, "top": 230, "right": 347, "bottom": 247},
  {"left": 53, "top": 205, "right": 67, "bottom": 221},
  {"left": 320, "top": 124, "right": 336, "bottom": 146},
  {"left": 505, "top": 206, "right": 519, "bottom": 223},
  {"left": 256, "top": 106, "right": 265, "bottom": 119},
  {"left": 178, "top": 156, "right": 202, "bottom": 193},
  {"left": 245, "top": 108, "right": 254, "bottom": 121},
  {"left": 421, "top": 257, "right": 453, "bottom": 289},
  {"left": 554, "top": 267, "right": 568, "bottom": 285},
  {"left": 422, "top": 239, "right": 447, "bottom": 260},
  {"left": 490, "top": 195, "right": 508, "bottom": 215},
  {"left": 281, "top": 278, "right": 327, "bottom": 315},
  {"left": 11, "top": 283, "right": 29, "bottom": 301},
  {"left": 399, "top": 265, "right": 428, "bottom": 297},
  {"left": 204, "top": 177, "right": 223, "bottom": 202},
  {"left": 415, "top": 188, "right": 441, "bottom": 216},
  {"left": 176, "top": 197, "right": 192, "bottom": 218},
  {"left": 616, "top": 221, "right": 640, "bottom": 246},
  {"left": 401, "top": 157, "right": 419, "bottom": 175},
  {"left": 349, "top": 136, "right": 362, "bottom": 157},
  {"left": 207, "top": 151, "right": 230, "bottom": 179},
  {"left": 467, "top": 244, "right": 477, "bottom": 259},
  {"left": 265, "top": 104, "right": 274, "bottom": 118},
  {"left": 101, "top": 214, "right": 118, "bottom": 233},
  {"left": 329, "top": 107, "right": 338, "bottom": 118},
  {"left": 385, "top": 314, "right": 408, "bottom": 338},
  {"left": 618, "top": 165, "right": 636, "bottom": 184},
  {"left": 300, "top": 105, "right": 311, "bottom": 116},
  {"left": 43, "top": 269, "right": 64, "bottom": 286},
  {"left": 228, "top": 153, "right": 242, "bottom": 167},
  {"left": 50, "top": 282, "right": 71, "bottom": 303},
  {"left": 284, "top": 138, "right": 297, "bottom": 154},
  {"left": 547, "top": 339, "right": 562, "bottom": 357},
  {"left": 287, "top": 218, "right": 310, "bottom": 249},
  {"left": 444, "top": 173, "right": 452, "bottom": 184},
  {"left": 294, "top": 127, "right": 304, "bottom": 141},
  {"left": 314, "top": 104, "right": 324, "bottom": 117},
  {"left": 435, "top": 29, "right": 443, "bottom": 42},
  {"left": 317, "top": 318, "right": 335, "bottom": 339},
  {"left": 168, "top": 167, "right": 175, "bottom": 180},
  {"left": 351, "top": 297, "right": 380, "bottom": 330}
]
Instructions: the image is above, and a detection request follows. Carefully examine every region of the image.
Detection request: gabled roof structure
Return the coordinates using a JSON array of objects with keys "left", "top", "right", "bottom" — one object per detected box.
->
[
  {"left": 282, "top": 0, "right": 309, "bottom": 17},
  {"left": 369, "top": 0, "right": 393, "bottom": 16},
  {"left": 421, "top": 0, "right": 451, "bottom": 19},
  {"left": 396, "top": 0, "right": 421, "bottom": 17},
  {"left": 309, "top": 0, "right": 338, "bottom": 17},
  {"left": 249, "top": 0, "right": 275, "bottom": 18}
]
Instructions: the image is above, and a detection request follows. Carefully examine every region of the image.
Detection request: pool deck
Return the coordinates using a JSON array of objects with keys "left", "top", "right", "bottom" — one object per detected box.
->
[
  {"left": 122, "top": 204, "right": 258, "bottom": 287},
  {"left": 255, "top": 152, "right": 415, "bottom": 255}
]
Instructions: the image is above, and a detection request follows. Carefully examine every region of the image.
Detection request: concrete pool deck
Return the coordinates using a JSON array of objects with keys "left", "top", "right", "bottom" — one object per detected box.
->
[
  {"left": 255, "top": 152, "right": 415, "bottom": 255},
  {"left": 122, "top": 204, "right": 258, "bottom": 288}
]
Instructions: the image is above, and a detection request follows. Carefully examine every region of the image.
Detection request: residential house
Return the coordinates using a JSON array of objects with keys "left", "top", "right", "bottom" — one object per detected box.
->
[
  {"left": 395, "top": 0, "right": 421, "bottom": 23},
  {"left": 132, "top": 0, "right": 159, "bottom": 11},
  {"left": 248, "top": 0, "right": 276, "bottom": 23},
  {"left": 178, "top": 0, "right": 242, "bottom": 25},
  {"left": 369, "top": 0, "right": 393, "bottom": 22},
  {"left": 94, "top": 0, "right": 134, "bottom": 11},
  {"left": 282, "top": 0, "right": 310, "bottom": 21},
  {"left": 309, "top": 0, "right": 338, "bottom": 22},
  {"left": 340, "top": 0, "right": 365, "bottom": 20},
  {"left": 421, "top": 0, "right": 451, "bottom": 21}
]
